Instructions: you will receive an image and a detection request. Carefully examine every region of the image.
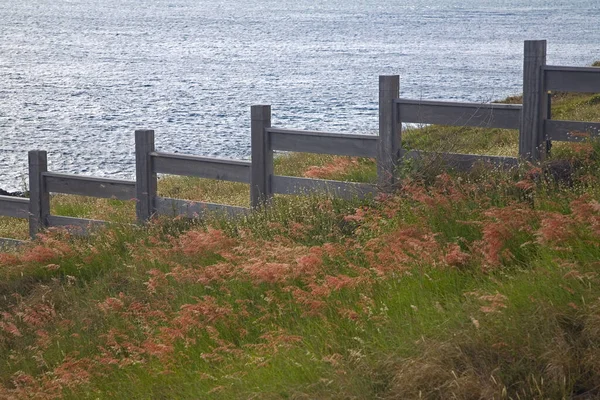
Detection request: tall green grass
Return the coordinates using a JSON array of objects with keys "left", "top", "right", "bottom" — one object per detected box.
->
[{"left": 0, "top": 89, "right": 599, "bottom": 399}]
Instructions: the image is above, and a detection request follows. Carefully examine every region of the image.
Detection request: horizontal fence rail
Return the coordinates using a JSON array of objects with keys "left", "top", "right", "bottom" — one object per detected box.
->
[
  {"left": 545, "top": 120, "right": 600, "bottom": 142},
  {"left": 46, "top": 215, "right": 110, "bottom": 235},
  {"left": 155, "top": 197, "right": 250, "bottom": 218},
  {"left": 0, "top": 195, "right": 29, "bottom": 219},
  {"left": 44, "top": 172, "right": 135, "bottom": 200},
  {"left": 151, "top": 152, "right": 251, "bottom": 183},
  {"left": 271, "top": 176, "right": 377, "bottom": 199},
  {"left": 0, "top": 237, "right": 27, "bottom": 247},
  {"left": 544, "top": 66, "right": 600, "bottom": 93},
  {"left": 406, "top": 150, "right": 519, "bottom": 170},
  {"left": 396, "top": 99, "right": 523, "bottom": 130},
  {"left": 0, "top": 195, "right": 29, "bottom": 248},
  {"left": 267, "top": 128, "right": 378, "bottom": 158}
]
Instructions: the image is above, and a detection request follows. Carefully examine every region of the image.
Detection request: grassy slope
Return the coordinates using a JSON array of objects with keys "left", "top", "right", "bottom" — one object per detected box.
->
[{"left": 0, "top": 92, "right": 599, "bottom": 399}]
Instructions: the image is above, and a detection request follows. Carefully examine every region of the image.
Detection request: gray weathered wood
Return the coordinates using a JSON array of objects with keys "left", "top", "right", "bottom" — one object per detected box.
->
[
  {"left": 43, "top": 172, "right": 135, "bottom": 200},
  {"left": 519, "top": 40, "right": 547, "bottom": 161},
  {"left": 28, "top": 150, "right": 50, "bottom": 239},
  {"left": 378, "top": 75, "right": 401, "bottom": 188},
  {"left": 544, "top": 66, "right": 600, "bottom": 93},
  {"left": 155, "top": 196, "right": 250, "bottom": 219},
  {"left": 47, "top": 215, "right": 109, "bottom": 236},
  {"left": 0, "top": 238, "right": 26, "bottom": 249},
  {"left": 135, "top": 129, "right": 157, "bottom": 222},
  {"left": 151, "top": 152, "right": 251, "bottom": 183},
  {"left": 395, "top": 99, "right": 522, "bottom": 129},
  {"left": 0, "top": 195, "right": 29, "bottom": 219},
  {"left": 271, "top": 175, "right": 377, "bottom": 199},
  {"left": 546, "top": 91, "right": 553, "bottom": 155},
  {"left": 251, "top": 105, "right": 272, "bottom": 208},
  {"left": 545, "top": 119, "right": 600, "bottom": 142},
  {"left": 405, "top": 150, "right": 518, "bottom": 171},
  {"left": 267, "top": 128, "right": 378, "bottom": 158}
]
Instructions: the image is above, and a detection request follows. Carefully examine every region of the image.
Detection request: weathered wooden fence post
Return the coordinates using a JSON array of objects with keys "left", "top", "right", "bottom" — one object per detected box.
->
[
  {"left": 28, "top": 150, "right": 50, "bottom": 239},
  {"left": 519, "top": 40, "right": 547, "bottom": 161},
  {"left": 135, "top": 129, "right": 157, "bottom": 222},
  {"left": 250, "top": 105, "right": 272, "bottom": 208},
  {"left": 378, "top": 75, "right": 401, "bottom": 188}
]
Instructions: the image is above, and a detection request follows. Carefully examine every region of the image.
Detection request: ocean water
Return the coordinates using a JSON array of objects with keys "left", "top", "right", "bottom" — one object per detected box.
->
[{"left": 1, "top": 0, "right": 599, "bottom": 190}]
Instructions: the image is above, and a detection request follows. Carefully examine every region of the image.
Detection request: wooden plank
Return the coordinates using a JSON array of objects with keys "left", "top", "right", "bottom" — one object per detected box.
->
[
  {"left": 378, "top": 75, "right": 401, "bottom": 188},
  {"left": 135, "top": 130, "right": 157, "bottom": 222},
  {"left": 544, "top": 66, "right": 600, "bottom": 93},
  {"left": 271, "top": 175, "right": 377, "bottom": 199},
  {"left": 47, "top": 215, "right": 109, "bottom": 236},
  {"left": 155, "top": 196, "right": 250, "bottom": 218},
  {"left": 520, "top": 40, "right": 548, "bottom": 161},
  {"left": 152, "top": 152, "right": 251, "bottom": 183},
  {"left": 267, "top": 128, "right": 378, "bottom": 158},
  {"left": 44, "top": 172, "right": 135, "bottom": 200},
  {"left": 545, "top": 120, "right": 600, "bottom": 142},
  {"left": 28, "top": 150, "right": 50, "bottom": 239},
  {"left": 395, "top": 99, "right": 522, "bottom": 129},
  {"left": 251, "top": 105, "right": 273, "bottom": 207},
  {"left": 405, "top": 150, "right": 518, "bottom": 171},
  {"left": 546, "top": 92, "right": 553, "bottom": 156},
  {"left": 0, "top": 195, "right": 29, "bottom": 219},
  {"left": 0, "top": 238, "right": 27, "bottom": 249}
]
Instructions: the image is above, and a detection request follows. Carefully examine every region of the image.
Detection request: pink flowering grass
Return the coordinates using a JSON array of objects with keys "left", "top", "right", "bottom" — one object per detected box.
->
[
  {"left": 0, "top": 161, "right": 598, "bottom": 398},
  {"left": 0, "top": 96, "right": 599, "bottom": 398}
]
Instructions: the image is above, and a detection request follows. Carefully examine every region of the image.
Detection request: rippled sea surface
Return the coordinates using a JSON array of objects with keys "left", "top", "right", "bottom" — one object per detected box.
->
[{"left": 1, "top": 0, "right": 599, "bottom": 190}]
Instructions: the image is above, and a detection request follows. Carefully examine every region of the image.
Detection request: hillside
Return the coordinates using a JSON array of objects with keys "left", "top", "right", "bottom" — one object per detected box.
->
[{"left": 0, "top": 91, "right": 600, "bottom": 399}]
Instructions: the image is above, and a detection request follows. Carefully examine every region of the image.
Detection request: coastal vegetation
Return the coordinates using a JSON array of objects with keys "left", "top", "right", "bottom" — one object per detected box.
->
[{"left": 0, "top": 90, "right": 599, "bottom": 398}]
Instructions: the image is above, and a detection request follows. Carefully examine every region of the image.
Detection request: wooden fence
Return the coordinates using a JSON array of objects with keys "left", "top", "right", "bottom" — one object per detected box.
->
[
  {"left": 520, "top": 41, "right": 600, "bottom": 159},
  {"left": 251, "top": 105, "right": 380, "bottom": 204},
  {"left": 135, "top": 129, "right": 251, "bottom": 220},
  {"left": 394, "top": 99, "right": 522, "bottom": 170},
  {"left": 28, "top": 150, "right": 135, "bottom": 238},
  {"left": 1, "top": 40, "right": 599, "bottom": 249},
  {"left": 392, "top": 40, "right": 600, "bottom": 169}
]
